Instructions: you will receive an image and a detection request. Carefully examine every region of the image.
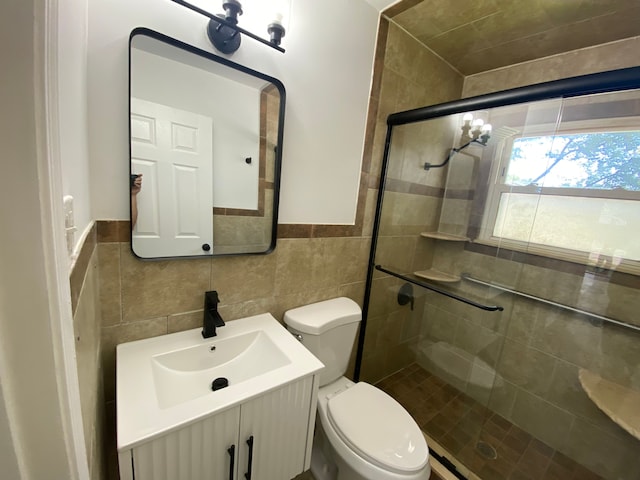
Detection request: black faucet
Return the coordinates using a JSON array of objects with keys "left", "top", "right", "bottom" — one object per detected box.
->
[{"left": 202, "top": 290, "right": 225, "bottom": 338}]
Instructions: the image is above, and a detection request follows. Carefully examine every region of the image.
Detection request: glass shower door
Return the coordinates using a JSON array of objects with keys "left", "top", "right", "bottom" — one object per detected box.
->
[{"left": 360, "top": 81, "right": 640, "bottom": 480}]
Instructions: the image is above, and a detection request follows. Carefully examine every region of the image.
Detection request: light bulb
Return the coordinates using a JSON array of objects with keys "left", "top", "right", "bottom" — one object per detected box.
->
[
  {"left": 481, "top": 123, "right": 492, "bottom": 133},
  {"left": 472, "top": 119, "right": 484, "bottom": 128}
]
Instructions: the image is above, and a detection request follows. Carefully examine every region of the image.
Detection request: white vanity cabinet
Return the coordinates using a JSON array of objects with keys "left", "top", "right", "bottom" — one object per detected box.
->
[{"left": 119, "top": 376, "right": 317, "bottom": 480}]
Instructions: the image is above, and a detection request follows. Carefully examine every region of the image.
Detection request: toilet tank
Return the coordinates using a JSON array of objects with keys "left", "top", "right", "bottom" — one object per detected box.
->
[{"left": 284, "top": 297, "right": 361, "bottom": 386}]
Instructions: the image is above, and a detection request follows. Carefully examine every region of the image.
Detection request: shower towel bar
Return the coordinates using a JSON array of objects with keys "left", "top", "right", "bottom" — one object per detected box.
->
[
  {"left": 374, "top": 265, "right": 504, "bottom": 312},
  {"left": 462, "top": 274, "right": 640, "bottom": 333}
]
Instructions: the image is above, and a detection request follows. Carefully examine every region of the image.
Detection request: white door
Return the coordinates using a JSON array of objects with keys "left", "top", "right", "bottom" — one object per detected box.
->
[{"left": 131, "top": 98, "right": 214, "bottom": 257}]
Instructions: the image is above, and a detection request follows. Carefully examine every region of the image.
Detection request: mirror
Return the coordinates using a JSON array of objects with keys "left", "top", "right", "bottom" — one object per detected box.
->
[{"left": 128, "top": 28, "right": 284, "bottom": 258}]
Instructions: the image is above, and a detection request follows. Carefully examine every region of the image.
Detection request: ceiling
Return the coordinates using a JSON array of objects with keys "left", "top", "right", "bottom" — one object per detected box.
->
[{"left": 384, "top": 0, "right": 640, "bottom": 75}]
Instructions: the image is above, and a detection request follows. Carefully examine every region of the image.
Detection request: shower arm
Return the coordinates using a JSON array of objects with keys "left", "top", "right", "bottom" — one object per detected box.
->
[{"left": 423, "top": 136, "right": 489, "bottom": 171}]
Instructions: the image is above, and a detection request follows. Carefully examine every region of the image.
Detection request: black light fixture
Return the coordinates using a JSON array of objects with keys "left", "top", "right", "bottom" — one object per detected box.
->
[
  {"left": 267, "top": 17, "right": 286, "bottom": 46},
  {"left": 172, "top": 0, "right": 287, "bottom": 54},
  {"left": 423, "top": 113, "right": 492, "bottom": 170},
  {"left": 207, "top": 0, "right": 244, "bottom": 54}
]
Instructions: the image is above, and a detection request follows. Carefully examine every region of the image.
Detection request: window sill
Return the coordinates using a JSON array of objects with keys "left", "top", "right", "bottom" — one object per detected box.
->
[{"left": 472, "top": 237, "right": 640, "bottom": 277}]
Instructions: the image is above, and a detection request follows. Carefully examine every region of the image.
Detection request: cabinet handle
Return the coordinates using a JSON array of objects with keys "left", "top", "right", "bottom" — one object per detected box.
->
[
  {"left": 244, "top": 436, "right": 254, "bottom": 480},
  {"left": 227, "top": 444, "right": 235, "bottom": 480}
]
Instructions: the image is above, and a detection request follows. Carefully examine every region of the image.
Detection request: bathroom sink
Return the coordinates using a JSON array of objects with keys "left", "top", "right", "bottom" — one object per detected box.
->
[
  {"left": 152, "top": 330, "right": 290, "bottom": 409},
  {"left": 117, "top": 313, "right": 324, "bottom": 450}
]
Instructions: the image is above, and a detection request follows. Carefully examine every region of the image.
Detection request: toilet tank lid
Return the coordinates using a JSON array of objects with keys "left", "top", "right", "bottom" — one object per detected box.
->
[{"left": 284, "top": 297, "right": 361, "bottom": 335}]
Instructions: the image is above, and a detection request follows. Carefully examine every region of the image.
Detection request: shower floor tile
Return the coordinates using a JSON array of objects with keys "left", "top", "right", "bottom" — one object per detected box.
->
[{"left": 375, "top": 363, "right": 605, "bottom": 480}]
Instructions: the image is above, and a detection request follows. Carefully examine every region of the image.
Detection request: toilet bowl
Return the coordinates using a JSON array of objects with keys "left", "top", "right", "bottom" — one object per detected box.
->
[{"left": 284, "top": 298, "right": 431, "bottom": 480}]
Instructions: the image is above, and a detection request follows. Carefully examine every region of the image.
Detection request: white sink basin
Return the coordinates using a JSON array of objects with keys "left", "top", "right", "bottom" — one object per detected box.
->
[
  {"left": 152, "top": 330, "right": 290, "bottom": 408},
  {"left": 117, "top": 313, "right": 324, "bottom": 451}
]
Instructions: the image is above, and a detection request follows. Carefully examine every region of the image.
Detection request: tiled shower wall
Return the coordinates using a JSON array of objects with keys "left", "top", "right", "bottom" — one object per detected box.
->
[
  {"left": 362, "top": 33, "right": 640, "bottom": 480},
  {"left": 443, "top": 36, "right": 640, "bottom": 479},
  {"left": 358, "top": 19, "right": 464, "bottom": 382}
]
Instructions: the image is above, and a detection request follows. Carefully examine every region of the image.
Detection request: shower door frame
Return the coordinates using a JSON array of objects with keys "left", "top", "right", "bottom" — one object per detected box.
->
[{"left": 354, "top": 65, "right": 640, "bottom": 381}]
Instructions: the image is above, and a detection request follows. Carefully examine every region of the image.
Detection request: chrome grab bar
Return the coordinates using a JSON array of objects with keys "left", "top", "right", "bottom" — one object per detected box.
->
[{"left": 462, "top": 274, "right": 640, "bottom": 333}]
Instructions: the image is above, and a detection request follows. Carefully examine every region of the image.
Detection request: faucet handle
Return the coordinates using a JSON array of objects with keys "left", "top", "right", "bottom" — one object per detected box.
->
[{"left": 205, "top": 290, "right": 220, "bottom": 305}]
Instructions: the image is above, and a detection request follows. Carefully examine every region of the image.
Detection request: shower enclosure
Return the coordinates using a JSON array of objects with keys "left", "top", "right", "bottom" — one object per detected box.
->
[{"left": 356, "top": 67, "right": 640, "bottom": 480}]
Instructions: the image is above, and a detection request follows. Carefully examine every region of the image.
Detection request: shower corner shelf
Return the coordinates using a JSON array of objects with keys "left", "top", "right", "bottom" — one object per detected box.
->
[
  {"left": 420, "top": 232, "right": 470, "bottom": 242},
  {"left": 414, "top": 269, "right": 461, "bottom": 283},
  {"left": 578, "top": 369, "right": 640, "bottom": 441}
]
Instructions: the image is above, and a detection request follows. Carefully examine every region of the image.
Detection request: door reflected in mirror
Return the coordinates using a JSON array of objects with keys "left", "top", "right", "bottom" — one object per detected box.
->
[{"left": 129, "top": 28, "right": 284, "bottom": 258}]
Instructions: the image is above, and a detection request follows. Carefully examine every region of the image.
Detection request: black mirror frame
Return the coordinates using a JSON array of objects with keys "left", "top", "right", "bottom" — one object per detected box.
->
[{"left": 128, "top": 27, "right": 285, "bottom": 259}]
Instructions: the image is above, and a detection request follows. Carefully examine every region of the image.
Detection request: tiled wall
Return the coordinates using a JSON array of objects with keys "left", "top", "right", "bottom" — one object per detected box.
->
[
  {"left": 358, "top": 19, "right": 464, "bottom": 383},
  {"left": 70, "top": 225, "right": 105, "bottom": 480},
  {"left": 439, "top": 36, "right": 640, "bottom": 479},
  {"left": 95, "top": 220, "right": 372, "bottom": 478},
  {"left": 424, "top": 246, "right": 640, "bottom": 478},
  {"left": 362, "top": 35, "right": 640, "bottom": 479}
]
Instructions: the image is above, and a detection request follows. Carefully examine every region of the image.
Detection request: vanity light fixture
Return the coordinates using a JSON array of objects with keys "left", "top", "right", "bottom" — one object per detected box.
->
[
  {"left": 424, "top": 113, "right": 492, "bottom": 170},
  {"left": 171, "top": 0, "right": 288, "bottom": 54}
]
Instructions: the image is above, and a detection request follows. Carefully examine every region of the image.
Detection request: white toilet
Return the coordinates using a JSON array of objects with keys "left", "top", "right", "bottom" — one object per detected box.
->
[{"left": 284, "top": 297, "right": 431, "bottom": 480}]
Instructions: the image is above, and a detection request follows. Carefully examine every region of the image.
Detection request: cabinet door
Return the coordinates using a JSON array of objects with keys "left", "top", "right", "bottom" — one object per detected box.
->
[
  {"left": 238, "top": 377, "right": 314, "bottom": 480},
  {"left": 132, "top": 406, "right": 240, "bottom": 480}
]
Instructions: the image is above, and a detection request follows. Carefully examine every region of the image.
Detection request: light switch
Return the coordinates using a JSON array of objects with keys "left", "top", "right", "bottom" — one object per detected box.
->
[{"left": 63, "top": 195, "right": 76, "bottom": 257}]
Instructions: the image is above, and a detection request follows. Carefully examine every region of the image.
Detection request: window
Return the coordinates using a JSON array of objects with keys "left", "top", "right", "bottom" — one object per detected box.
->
[{"left": 480, "top": 127, "right": 640, "bottom": 273}]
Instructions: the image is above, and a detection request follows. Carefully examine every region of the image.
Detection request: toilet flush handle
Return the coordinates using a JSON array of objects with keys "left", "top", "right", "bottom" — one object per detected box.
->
[{"left": 291, "top": 332, "right": 303, "bottom": 342}]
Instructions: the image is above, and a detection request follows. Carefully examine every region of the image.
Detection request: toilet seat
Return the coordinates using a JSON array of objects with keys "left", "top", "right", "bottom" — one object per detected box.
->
[{"left": 326, "top": 382, "right": 428, "bottom": 475}]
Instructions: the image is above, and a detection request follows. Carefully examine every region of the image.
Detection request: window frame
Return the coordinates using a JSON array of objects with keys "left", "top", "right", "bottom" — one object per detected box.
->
[{"left": 477, "top": 117, "right": 640, "bottom": 274}]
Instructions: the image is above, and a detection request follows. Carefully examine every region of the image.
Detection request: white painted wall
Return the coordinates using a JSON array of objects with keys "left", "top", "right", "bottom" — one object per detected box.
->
[
  {"left": 59, "top": 0, "right": 93, "bottom": 256},
  {"left": 88, "top": 0, "right": 379, "bottom": 224}
]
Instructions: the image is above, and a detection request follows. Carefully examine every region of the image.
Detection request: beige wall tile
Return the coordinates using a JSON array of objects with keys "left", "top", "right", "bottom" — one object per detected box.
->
[
  {"left": 273, "top": 238, "right": 333, "bottom": 296},
  {"left": 510, "top": 387, "right": 574, "bottom": 450},
  {"left": 497, "top": 340, "right": 556, "bottom": 397},
  {"left": 322, "top": 237, "right": 371, "bottom": 286},
  {"left": 529, "top": 309, "right": 604, "bottom": 370},
  {"left": 597, "top": 325, "right": 640, "bottom": 390},
  {"left": 378, "top": 192, "right": 442, "bottom": 237},
  {"left": 338, "top": 281, "right": 367, "bottom": 309},
  {"left": 504, "top": 297, "right": 538, "bottom": 344},
  {"left": 375, "top": 235, "right": 418, "bottom": 274},
  {"left": 98, "top": 243, "right": 121, "bottom": 326},
  {"left": 425, "top": 305, "right": 459, "bottom": 344},
  {"left": 562, "top": 416, "right": 640, "bottom": 480},
  {"left": 453, "top": 318, "right": 503, "bottom": 368},
  {"left": 544, "top": 360, "right": 625, "bottom": 436},
  {"left": 101, "top": 317, "right": 168, "bottom": 402},
  {"left": 120, "top": 244, "right": 211, "bottom": 321},
  {"left": 361, "top": 188, "right": 379, "bottom": 239},
  {"left": 219, "top": 296, "right": 279, "bottom": 323},
  {"left": 360, "top": 349, "right": 388, "bottom": 384},
  {"left": 168, "top": 310, "right": 202, "bottom": 333},
  {"left": 210, "top": 252, "right": 277, "bottom": 305},
  {"left": 462, "top": 37, "right": 640, "bottom": 97},
  {"left": 367, "top": 275, "right": 406, "bottom": 318},
  {"left": 487, "top": 380, "right": 518, "bottom": 420},
  {"left": 73, "top": 249, "right": 103, "bottom": 476},
  {"left": 271, "top": 288, "right": 342, "bottom": 323}
]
